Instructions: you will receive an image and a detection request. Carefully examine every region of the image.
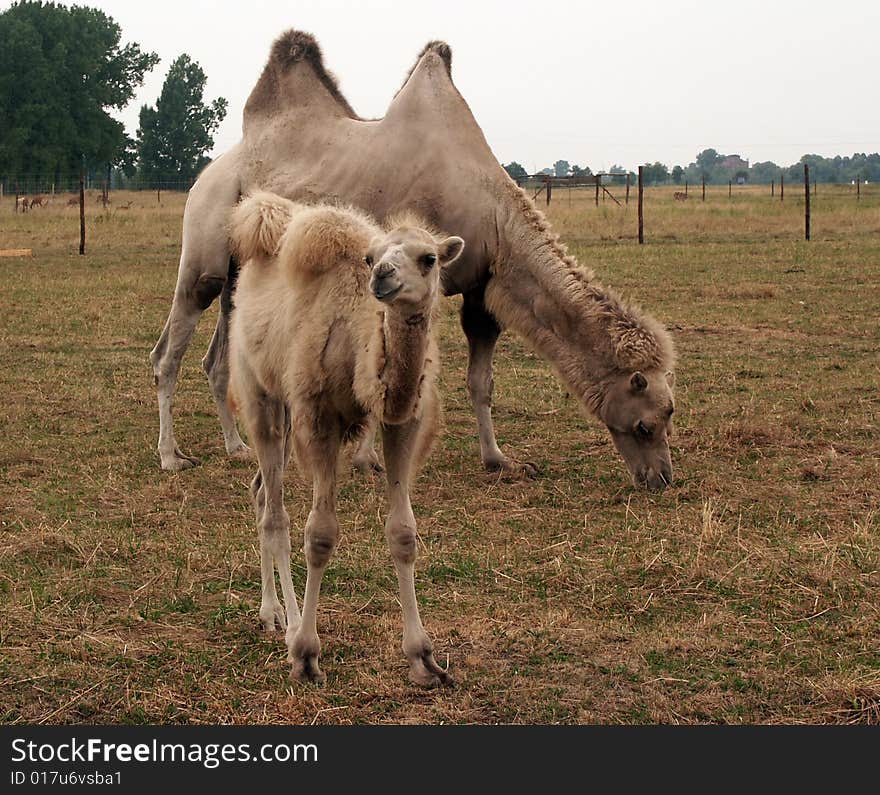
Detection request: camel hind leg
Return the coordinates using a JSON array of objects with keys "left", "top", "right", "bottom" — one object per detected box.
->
[
  {"left": 150, "top": 150, "right": 242, "bottom": 470},
  {"left": 150, "top": 273, "right": 222, "bottom": 470},
  {"left": 201, "top": 256, "right": 251, "bottom": 460}
]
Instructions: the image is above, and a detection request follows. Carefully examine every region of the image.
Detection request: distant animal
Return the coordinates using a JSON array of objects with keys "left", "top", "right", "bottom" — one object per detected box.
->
[
  {"left": 151, "top": 29, "right": 676, "bottom": 491},
  {"left": 674, "top": 192, "right": 688, "bottom": 201},
  {"left": 119, "top": 201, "right": 134, "bottom": 210},
  {"left": 29, "top": 195, "right": 44, "bottom": 208},
  {"left": 66, "top": 197, "right": 79, "bottom": 207},
  {"left": 228, "top": 191, "right": 462, "bottom": 686},
  {"left": 18, "top": 198, "right": 30, "bottom": 213}
]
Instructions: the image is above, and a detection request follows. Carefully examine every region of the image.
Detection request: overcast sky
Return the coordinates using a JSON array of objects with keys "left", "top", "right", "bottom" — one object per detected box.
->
[{"left": 8, "top": 0, "right": 879, "bottom": 171}]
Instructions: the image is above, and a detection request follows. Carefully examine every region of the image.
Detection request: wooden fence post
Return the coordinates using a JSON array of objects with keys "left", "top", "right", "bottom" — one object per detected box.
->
[
  {"left": 857, "top": 174, "right": 860, "bottom": 200},
  {"left": 625, "top": 173, "right": 630, "bottom": 205},
  {"left": 780, "top": 172, "right": 784, "bottom": 202},
  {"left": 729, "top": 180, "right": 732, "bottom": 198},
  {"left": 684, "top": 180, "right": 688, "bottom": 197},
  {"left": 804, "top": 163, "right": 810, "bottom": 241},
  {"left": 79, "top": 174, "right": 85, "bottom": 255},
  {"left": 638, "top": 166, "right": 644, "bottom": 245},
  {"left": 771, "top": 180, "right": 774, "bottom": 197},
  {"left": 545, "top": 175, "right": 551, "bottom": 206},
  {"left": 702, "top": 175, "right": 706, "bottom": 202},
  {"left": 594, "top": 175, "right": 600, "bottom": 207}
]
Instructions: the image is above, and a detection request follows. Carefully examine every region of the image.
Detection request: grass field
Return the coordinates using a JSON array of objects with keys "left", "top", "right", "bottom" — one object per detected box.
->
[{"left": 1, "top": 185, "right": 878, "bottom": 724}]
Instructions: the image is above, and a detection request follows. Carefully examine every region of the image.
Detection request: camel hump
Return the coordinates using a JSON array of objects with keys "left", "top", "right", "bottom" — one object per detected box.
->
[
  {"left": 229, "top": 192, "right": 297, "bottom": 262},
  {"left": 394, "top": 40, "right": 453, "bottom": 97},
  {"left": 280, "top": 205, "right": 377, "bottom": 285},
  {"left": 244, "top": 29, "right": 357, "bottom": 125}
]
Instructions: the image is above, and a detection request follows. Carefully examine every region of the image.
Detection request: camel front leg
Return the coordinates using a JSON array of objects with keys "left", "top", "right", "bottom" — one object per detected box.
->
[
  {"left": 289, "top": 420, "right": 342, "bottom": 685},
  {"left": 382, "top": 418, "right": 452, "bottom": 687},
  {"left": 461, "top": 290, "right": 540, "bottom": 478}
]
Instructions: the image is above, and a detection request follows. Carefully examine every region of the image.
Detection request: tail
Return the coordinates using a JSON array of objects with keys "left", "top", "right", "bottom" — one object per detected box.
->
[{"left": 228, "top": 191, "right": 296, "bottom": 262}]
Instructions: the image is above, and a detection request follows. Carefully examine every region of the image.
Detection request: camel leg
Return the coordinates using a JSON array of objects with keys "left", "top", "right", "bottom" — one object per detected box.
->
[
  {"left": 150, "top": 287, "right": 213, "bottom": 471},
  {"left": 351, "top": 416, "right": 383, "bottom": 474},
  {"left": 248, "top": 394, "right": 301, "bottom": 634},
  {"left": 382, "top": 417, "right": 452, "bottom": 687},
  {"left": 289, "top": 418, "right": 342, "bottom": 685},
  {"left": 201, "top": 258, "right": 251, "bottom": 460},
  {"left": 460, "top": 290, "right": 540, "bottom": 477}
]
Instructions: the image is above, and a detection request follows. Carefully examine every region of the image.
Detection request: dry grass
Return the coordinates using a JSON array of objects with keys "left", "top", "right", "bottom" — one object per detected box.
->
[{"left": 1, "top": 187, "right": 878, "bottom": 724}]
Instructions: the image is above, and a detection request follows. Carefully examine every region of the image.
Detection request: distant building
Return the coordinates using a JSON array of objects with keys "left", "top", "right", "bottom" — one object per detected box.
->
[{"left": 722, "top": 154, "right": 749, "bottom": 171}]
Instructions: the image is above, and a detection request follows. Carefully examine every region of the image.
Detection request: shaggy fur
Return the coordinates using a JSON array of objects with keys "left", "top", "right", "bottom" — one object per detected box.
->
[{"left": 227, "top": 192, "right": 461, "bottom": 685}]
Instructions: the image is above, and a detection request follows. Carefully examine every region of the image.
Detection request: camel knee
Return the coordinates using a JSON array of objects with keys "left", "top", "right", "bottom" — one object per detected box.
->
[
  {"left": 191, "top": 274, "right": 226, "bottom": 311},
  {"left": 304, "top": 518, "right": 339, "bottom": 568},
  {"left": 386, "top": 522, "right": 417, "bottom": 564}
]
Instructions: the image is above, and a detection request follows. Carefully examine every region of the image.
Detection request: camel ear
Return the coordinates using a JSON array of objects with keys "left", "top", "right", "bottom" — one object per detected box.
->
[
  {"left": 665, "top": 370, "right": 676, "bottom": 389},
  {"left": 630, "top": 372, "right": 648, "bottom": 393},
  {"left": 437, "top": 236, "right": 464, "bottom": 265}
]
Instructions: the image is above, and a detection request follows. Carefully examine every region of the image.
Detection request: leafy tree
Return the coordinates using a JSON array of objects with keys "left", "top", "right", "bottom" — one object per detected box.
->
[
  {"left": 671, "top": 165, "right": 684, "bottom": 184},
  {"left": 137, "top": 54, "right": 227, "bottom": 187},
  {"left": 695, "top": 148, "right": 722, "bottom": 172},
  {"left": 553, "top": 159, "right": 570, "bottom": 177},
  {"left": 642, "top": 161, "right": 670, "bottom": 185},
  {"left": 539, "top": 167, "right": 554, "bottom": 175},
  {"left": 503, "top": 161, "right": 528, "bottom": 181},
  {"left": 0, "top": 1, "right": 158, "bottom": 183},
  {"left": 570, "top": 164, "right": 592, "bottom": 178}
]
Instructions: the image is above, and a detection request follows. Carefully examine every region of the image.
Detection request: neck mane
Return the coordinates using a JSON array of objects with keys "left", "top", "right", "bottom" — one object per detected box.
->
[{"left": 484, "top": 181, "right": 675, "bottom": 415}]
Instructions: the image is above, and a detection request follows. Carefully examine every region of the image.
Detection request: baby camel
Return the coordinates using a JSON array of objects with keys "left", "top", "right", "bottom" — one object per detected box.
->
[{"left": 228, "top": 192, "right": 463, "bottom": 686}]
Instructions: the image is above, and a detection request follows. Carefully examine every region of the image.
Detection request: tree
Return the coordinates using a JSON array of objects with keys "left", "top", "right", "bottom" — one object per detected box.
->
[
  {"left": 503, "top": 161, "right": 528, "bottom": 181},
  {"left": 642, "top": 161, "right": 670, "bottom": 185},
  {"left": 0, "top": 1, "right": 158, "bottom": 184},
  {"left": 695, "top": 148, "right": 722, "bottom": 171},
  {"left": 137, "top": 54, "right": 227, "bottom": 187},
  {"left": 553, "top": 159, "right": 570, "bottom": 177},
  {"left": 570, "top": 164, "right": 592, "bottom": 178},
  {"left": 671, "top": 165, "right": 684, "bottom": 184}
]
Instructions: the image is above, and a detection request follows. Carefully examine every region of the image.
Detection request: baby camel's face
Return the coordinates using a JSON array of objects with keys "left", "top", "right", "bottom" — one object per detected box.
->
[{"left": 365, "top": 227, "right": 464, "bottom": 311}]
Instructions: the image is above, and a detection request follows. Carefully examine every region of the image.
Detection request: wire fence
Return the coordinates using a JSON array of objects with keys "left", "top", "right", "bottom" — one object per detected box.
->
[{"left": 1, "top": 176, "right": 195, "bottom": 196}]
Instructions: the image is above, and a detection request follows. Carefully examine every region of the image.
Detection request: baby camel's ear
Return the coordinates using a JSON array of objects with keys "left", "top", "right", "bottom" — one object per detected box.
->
[{"left": 437, "top": 236, "right": 465, "bottom": 265}]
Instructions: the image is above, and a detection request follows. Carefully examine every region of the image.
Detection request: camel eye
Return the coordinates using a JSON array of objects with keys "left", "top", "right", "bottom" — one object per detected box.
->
[
  {"left": 364, "top": 254, "right": 373, "bottom": 267},
  {"left": 636, "top": 421, "right": 653, "bottom": 439},
  {"left": 422, "top": 253, "right": 437, "bottom": 268}
]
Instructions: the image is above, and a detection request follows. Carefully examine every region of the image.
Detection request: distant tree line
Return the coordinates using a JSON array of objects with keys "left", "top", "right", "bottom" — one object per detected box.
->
[
  {"left": 0, "top": 1, "right": 226, "bottom": 192},
  {"left": 505, "top": 149, "right": 880, "bottom": 186}
]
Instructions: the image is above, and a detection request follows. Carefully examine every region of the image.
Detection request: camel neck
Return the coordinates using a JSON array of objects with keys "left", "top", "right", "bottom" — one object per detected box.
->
[
  {"left": 484, "top": 218, "right": 621, "bottom": 415},
  {"left": 380, "top": 309, "right": 433, "bottom": 424}
]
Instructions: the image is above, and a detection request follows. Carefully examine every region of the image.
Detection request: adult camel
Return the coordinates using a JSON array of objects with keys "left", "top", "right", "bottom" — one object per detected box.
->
[{"left": 150, "top": 30, "right": 676, "bottom": 489}]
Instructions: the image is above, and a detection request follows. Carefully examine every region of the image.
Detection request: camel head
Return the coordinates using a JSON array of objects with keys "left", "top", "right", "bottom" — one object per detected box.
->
[
  {"left": 599, "top": 369, "right": 676, "bottom": 490},
  {"left": 366, "top": 226, "right": 464, "bottom": 313}
]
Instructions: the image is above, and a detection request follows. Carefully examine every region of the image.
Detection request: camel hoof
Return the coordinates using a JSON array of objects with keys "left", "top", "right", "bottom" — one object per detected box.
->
[
  {"left": 484, "top": 457, "right": 542, "bottom": 480},
  {"left": 160, "top": 448, "right": 201, "bottom": 471},
  {"left": 352, "top": 453, "right": 384, "bottom": 475},
  {"left": 408, "top": 652, "right": 454, "bottom": 688},
  {"left": 229, "top": 443, "right": 253, "bottom": 461},
  {"left": 290, "top": 658, "right": 325, "bottom": 686},
  {"left": 260, "top": 605, "right": 286, "bottom": 632}
]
